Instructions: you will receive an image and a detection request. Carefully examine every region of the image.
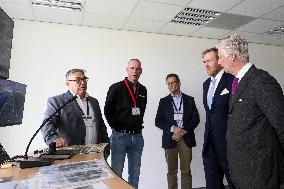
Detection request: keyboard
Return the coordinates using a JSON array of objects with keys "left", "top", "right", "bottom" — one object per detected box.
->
[{"left": 34, "top": 146, "right": 100, "bottom": 156}]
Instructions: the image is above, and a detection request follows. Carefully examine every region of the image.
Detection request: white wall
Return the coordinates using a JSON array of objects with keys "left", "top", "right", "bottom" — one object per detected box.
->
[{"left": 0, "top": 20, "right": 283, "bottom": 188}]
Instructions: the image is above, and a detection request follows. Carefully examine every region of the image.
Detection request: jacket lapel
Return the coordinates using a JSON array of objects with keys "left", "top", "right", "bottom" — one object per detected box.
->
[
  {"left": 203, "top": 78, "right": 210, "bottom": 110},
  {"left": 181, "top": 93, "right": 189, "bottom": 122},
  {"left": 166, "top": 94, "right": 175, "bottom": 115},
  {"left": 64, "top": 91, "right": 83, "bottom": 120},
  {"left": 211, "top": 72, "right": 228, "bottom": 109},
  {"left": 229, "top": 65, "right": 257, "bottom": 113}
]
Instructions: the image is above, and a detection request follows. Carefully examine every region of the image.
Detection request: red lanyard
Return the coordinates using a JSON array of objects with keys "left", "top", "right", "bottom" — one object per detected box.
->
[{"left": 123, "top": 79, "right": 140, "bottom": 107}]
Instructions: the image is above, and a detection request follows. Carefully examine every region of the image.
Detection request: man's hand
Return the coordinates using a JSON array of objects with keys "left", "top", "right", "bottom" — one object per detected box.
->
[
  {"left": 172, "top": 127, "right": 186, "bottom": 141},
  {"left": 54, "top": 138, "right": 68, "bottom": 147}
]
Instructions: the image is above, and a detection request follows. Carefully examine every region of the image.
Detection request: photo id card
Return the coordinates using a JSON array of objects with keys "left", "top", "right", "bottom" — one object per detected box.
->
[
  {"left": 83, "top": 116, "right": 93, "bottom": 127},
  {"left": 132, "top": 107, "right": 141, "bottom": 115},
  {"left": 174, "top": 113, "right": 183, "bottom": 121}
]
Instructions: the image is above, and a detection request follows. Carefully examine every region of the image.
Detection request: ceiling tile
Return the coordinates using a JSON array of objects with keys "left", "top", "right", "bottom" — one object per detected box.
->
[
  {"left": 248, "top": 33, "right": 284, "bottom": 45},
  {"left": 83, "top": 13, "right": 127, "bottom": 29},
  {"left": 224, "top": 31, "right": 259, "bottom": 42},
  {"left": 268, "top": 38, "right": 284, "bottom": 46},
  {"left": 262, "top": 5, "right": 284, "bottom": 21},
  {"left": 160, "top": 22, "right": 200, "bottom": 36},
  {"left": 228, "top": 0, "right": 284, "bottom": 17},
  {"left": 142, "top": 0, "right": 192, "bottom": 6},
  {"left": 131, "top": 1, "right": 182, "bottom": 22},
  {"left": 124, "top": 19, "right": 165, "bottom": 33},
  {"left": 33, "top": 6, "right": 82, "bottom": 25},
  {"left": 0, "top": 2, "right": 34, "bottom": 20},
  {"left": 187, "top": 0, "right": 242, "bottom": 12},
  {"left": 236, "top": 18, "right": 283, "bottom": 33},
  {"left": 84, "top": 0, "right": 138, "bottom": 17},
  {"left": 0, "top": 0, "right": 30, "bottom": 5},
  {"left": 191, "top": 27, "right": 231, "bottom": 39},
  {"left": 206, "top": 13, "right": 255, "bottom": 30}
]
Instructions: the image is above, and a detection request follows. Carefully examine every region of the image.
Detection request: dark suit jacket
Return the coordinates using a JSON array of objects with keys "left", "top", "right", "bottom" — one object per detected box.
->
[
  {"left": 155, "top": 93, "right": 200, "bottom": 149},
  {"left": 203, "top": 72, "right": 233, "bottom": 161},
  {"left": 41, "top": 91, "right": 109, "bottom": 146},
  {"left": 227, "top": 65, "right": 284, "bottom": 189}
]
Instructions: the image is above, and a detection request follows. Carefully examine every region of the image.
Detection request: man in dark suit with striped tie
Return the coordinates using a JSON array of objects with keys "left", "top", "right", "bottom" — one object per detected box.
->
[
  {"left": 216, "top": 34, "right": 284, "bottom": 189},
  {"left": 202, "top": 47, "right": 235, "bottom": 189}
]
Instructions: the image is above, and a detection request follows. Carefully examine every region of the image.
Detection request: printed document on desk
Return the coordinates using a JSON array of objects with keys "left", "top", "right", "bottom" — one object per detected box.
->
[{"left": 0, "top": 159, "right": 113, "bottom": 189}]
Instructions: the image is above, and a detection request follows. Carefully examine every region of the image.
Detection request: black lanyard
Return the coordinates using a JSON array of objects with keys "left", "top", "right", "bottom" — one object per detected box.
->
[
  {"left": 171, "top": 96, "right": 183, "bottom": 113},
  {"left": 77, "top": 98, "right": 89, "bottom": 117}
]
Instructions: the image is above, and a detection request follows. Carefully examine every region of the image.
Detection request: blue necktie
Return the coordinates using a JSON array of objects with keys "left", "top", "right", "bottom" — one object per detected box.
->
[{"left": 207, "top": 78, "right": 216, "bottom": 110}]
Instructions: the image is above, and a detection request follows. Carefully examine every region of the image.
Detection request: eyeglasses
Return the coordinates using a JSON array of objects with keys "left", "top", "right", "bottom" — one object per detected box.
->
[
  {"left": 68, "top": 77, "right": 89, "bottom": 83},
  {"left": 203, "top": 59, "right": 217, "bottom": 64},
  {"left": 166, "top": 81, "right": 178, "bottom": 86}
]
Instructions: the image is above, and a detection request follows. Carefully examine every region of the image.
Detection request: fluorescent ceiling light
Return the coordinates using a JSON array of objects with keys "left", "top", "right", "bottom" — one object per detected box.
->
[
  {"left": 171, "top": 7, "right": 222, "bottom": 26},
  {"left": 266, "top": 25, "right": 284, "bottom": 36},
  {"left": 32, "top": 0, "right": 84, "bottom": 11}
]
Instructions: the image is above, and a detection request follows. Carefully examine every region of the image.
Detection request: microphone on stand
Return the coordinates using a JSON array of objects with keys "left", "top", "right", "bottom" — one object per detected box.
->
[{"left": 20, "top": 95, "right": 78, "bottom": 169}]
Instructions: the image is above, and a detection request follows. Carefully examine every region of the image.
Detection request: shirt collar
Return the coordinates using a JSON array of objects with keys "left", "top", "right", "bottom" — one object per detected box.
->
[
  {"left": 125, "top": 77, "right": 138, "bottom": 88},
  {"left": 171, "top": 91, "right": 182, "bottom": 98},
  {"left": 236, "top": 62, "right": 253, "bottom": 82},
  {"left": 68, "top": 90, "right": 89, "bottom": 100},
  {"left": 211, "top": 69, "right": 224, "bottom": 82}
]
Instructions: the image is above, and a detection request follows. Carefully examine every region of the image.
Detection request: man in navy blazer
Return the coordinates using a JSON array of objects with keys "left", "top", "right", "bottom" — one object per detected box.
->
[
  {"left": 41, "top": 69, "right": 109, "bottom": 149},
  {"left": 202, "top": 48, "right": 235, "bottom": 189},
  {"left": 217, "top": 34, "right": 284, "bottom": 189},
  {"left": 155, "top": 73, "right": 200, "bottom": 189}
]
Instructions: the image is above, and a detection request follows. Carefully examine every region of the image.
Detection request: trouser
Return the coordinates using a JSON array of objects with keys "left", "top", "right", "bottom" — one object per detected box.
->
[
  {"left": 165, "top": 138, "right": 192, "bottom": 189},
  {"left": 110, "top": 130, "right": 144, "bottom": 189},
  {"left": 203, "top": 133, "right": 235, "bottom": 189}
]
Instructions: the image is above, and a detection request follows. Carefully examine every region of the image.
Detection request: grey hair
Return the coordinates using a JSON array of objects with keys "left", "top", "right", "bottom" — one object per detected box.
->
[
  {"left": 65, "top": 68, "right": 86, "bottom": 80},
  {"left": 216, "top": 34, "right": 249, "bottom": 62}
]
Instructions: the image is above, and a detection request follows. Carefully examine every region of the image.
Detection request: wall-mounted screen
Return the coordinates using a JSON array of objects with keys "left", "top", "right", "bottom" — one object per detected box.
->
[
  {"left": 0, "top": 80, "right": 26, "bottom": 127},
  {"left": 0, "top": 7, "right": 14, "bottom": 79}
]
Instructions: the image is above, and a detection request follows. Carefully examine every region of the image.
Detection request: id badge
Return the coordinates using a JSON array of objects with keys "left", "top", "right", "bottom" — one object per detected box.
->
[
  {"left": 174, "top": 113, "right": 183, "bottom": 121},
  {"left": 132, "top": 107, "right": 141, "bottom": 115},
  {"left": 83, "top": 116, "right": 93, "bottom": 127}
]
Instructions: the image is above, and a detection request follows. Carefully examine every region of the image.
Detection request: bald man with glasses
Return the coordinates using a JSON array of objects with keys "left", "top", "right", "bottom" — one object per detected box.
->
[{"left": 41, "top": 68, "right": 109, "bottom": 150}]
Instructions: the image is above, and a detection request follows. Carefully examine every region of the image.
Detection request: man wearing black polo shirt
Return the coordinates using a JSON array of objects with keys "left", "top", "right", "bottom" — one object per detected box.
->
[{"left": 104, "top": 59, "right": 147, "bottom": 189}]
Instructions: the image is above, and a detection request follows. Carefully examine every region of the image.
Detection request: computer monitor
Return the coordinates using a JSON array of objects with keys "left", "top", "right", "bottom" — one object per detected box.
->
[
  {"left": 0, "top": 79, "right": 26, "bottom": 127},
  {"left": 0, "top": 7, "right": 14, "bottom": 79}
]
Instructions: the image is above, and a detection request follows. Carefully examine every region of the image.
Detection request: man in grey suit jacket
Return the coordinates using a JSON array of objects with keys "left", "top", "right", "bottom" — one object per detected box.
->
[
  {"left": 41, "top": 69, "right": 109, "bottom": 149},
  {"left": 216, "top": 34, "right": 284, "bottom": 189}
]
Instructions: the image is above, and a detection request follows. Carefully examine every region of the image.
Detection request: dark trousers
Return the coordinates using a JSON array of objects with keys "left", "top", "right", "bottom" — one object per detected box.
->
[{"left": 203, "top": 133, "right": 235, "bottom": 189}]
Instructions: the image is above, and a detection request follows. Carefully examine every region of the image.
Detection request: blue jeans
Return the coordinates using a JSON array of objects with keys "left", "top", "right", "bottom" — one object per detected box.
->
[{"left": 110, "top": 130, "right": 144, "bottom": 189}]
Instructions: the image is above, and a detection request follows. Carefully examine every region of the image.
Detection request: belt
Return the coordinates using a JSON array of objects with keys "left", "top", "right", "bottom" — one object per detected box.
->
[{"left": 114, "top": 129, "right": 142, "bottom": 134}]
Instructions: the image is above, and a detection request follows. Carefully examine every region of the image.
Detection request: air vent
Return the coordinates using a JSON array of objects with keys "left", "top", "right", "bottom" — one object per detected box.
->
[
  {"left": 32, "top": 0, "right": 84, "bottom": 11},
  {"left": 266, "top": 25, "right": 284, "bottom": 36},
  {"left": 171, "top": 7, "right": 221, "bottom": 26}
]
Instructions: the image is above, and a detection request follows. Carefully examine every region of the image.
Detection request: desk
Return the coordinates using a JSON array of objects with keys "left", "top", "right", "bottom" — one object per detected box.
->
[{"left": 0, "top": 144, "right": 134, "bottom": 189}]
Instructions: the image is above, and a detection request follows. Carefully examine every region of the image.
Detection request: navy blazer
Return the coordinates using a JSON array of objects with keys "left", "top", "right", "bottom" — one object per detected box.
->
[
  {"left": 203, "top": 72, "right": 233, "bottom": 160},
  {"left": 155, "top": 93, "right": 200, "bottom": 149}
]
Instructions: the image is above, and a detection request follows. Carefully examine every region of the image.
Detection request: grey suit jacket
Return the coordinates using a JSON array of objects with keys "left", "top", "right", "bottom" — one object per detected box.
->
[
  {"left": 41, "top": 91, "right": 109, "bottom": 146},
  {"left": 227, "top": 65, "right": 284, "bottom": 189}
]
